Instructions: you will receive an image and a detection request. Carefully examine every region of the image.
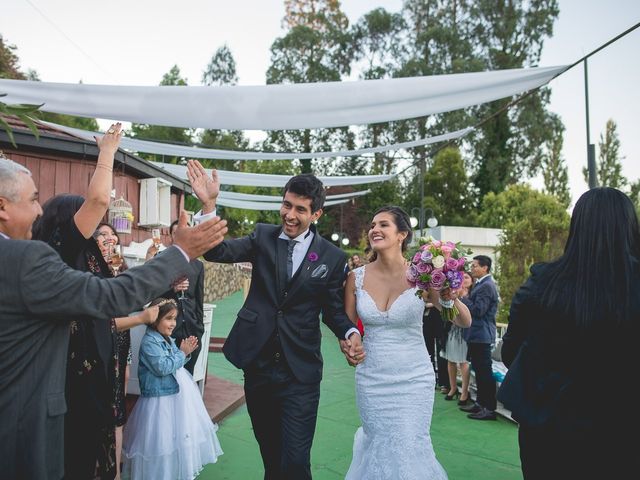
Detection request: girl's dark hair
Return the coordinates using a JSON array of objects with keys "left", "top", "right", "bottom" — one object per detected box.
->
[
  {"left": 540, "top": 187, "right": 640, "bottom": 328},
  {"left": 32, "top": 194, "right": 85, "bottom": 242},
  {"left": 148, "top": 298, "right": 178, "bottom": 329},
  {"left": 368, "top": 206, "right": 413, "bottom": 262},
  {"left": 283, "top": 174, "right": 326, "bottom": 213}
]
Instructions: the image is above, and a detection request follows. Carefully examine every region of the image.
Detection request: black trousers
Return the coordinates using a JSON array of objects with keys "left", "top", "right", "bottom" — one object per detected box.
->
[
  {"left": 467, "top": 342, "right": 496, "bottom": 410},
  {"left": 244, "top": 361, "right": 321, "bottom": 480},
  {"left": 422, "top": 308, "right": 449, "bottom": 389}
]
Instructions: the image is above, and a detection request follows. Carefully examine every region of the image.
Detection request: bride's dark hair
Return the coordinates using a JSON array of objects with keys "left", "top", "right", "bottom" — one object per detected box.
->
[{"left": 368, "top": 206, "right": 413, "bottom": 262}]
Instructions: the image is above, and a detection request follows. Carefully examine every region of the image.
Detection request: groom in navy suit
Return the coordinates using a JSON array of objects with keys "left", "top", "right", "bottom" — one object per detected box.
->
[{"left": 187, "top": 160, "right": 363, "bottom": 479}]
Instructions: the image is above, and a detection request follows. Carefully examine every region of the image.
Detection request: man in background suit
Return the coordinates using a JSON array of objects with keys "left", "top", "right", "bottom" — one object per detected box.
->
[
  {"left": 460, "top": 255, "right": 499, "bottom": 420},
  {"left": 187, "top": 160, "right": 364, "bottom": 479},
  {"left": 164, "top": 219, "right": 205, "bottom": 374},
  {"left": 0, "top": 157, "right": 227, "bottom": 480}
]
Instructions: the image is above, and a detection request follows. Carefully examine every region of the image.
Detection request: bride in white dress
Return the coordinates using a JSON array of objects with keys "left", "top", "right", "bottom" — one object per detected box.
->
[{"left": 344, "top": 206, "right": 471, "bottom": 480}]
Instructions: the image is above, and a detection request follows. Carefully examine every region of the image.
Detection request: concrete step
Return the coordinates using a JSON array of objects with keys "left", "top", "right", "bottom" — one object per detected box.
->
[{"left": 209, "top": 337, "right": 226, "bottom": 353}]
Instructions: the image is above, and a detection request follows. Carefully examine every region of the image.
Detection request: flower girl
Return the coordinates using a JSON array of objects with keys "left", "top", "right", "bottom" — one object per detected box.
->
[{"left": 122, "top": 298, "right": 222, "bottom": 479}]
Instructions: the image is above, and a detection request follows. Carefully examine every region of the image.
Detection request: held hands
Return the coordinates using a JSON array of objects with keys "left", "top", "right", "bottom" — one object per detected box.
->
[
  {"left": 171, "top": 210, "right": 227, "bottom": 260},
  {"left": 186, "top": 159, "right": 220, "bottom": 214},
  {"left": 180, "top": 336, "right": 199, "bottom": 356},
  {"left": 339, "top": 333, "right": 366, "bottom": 367}
]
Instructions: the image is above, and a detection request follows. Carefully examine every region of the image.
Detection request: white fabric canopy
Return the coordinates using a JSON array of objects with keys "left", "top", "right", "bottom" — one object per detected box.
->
[
  {"left": 218, "top": 189, "right": 370, "bottom": 202},
  {"left": 0, "top": 66, "right": 567, "bottom": 130},
  {"left": 42, "top": 120, "right": 472, "bottom": 160},
  {"left": 216, "top": 196, "right": 349, "bottom": 211},
  {"left": 151, "top": 161, "right": 395, "bottom": 187}
]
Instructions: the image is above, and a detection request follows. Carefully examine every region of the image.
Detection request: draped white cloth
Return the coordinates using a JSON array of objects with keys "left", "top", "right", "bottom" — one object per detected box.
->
[
  {"left": 0, "top": 65, "right": 567, "bottom": 130},
  {"left": 41, "top": 120, "right": 472, "bottom": 160},
  {"left": 218, "top": 189, "right": 370, "bottom": 202},
  {"left": 216, "top": 196, "right": 349, "bottom": 211},
  {"left": 151, "top": 161, "right": 395, "bottom": 187}
]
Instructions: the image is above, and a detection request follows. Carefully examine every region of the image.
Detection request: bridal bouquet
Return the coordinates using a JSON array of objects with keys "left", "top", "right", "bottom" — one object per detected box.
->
[{"left": 406, "top": 237, "right": 470, "bottom": 321}]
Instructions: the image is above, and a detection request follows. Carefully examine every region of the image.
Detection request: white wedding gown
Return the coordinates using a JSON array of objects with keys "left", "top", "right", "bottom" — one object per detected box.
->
[{"left": 346, "top": 266, "right": 447, "bottom": 480}]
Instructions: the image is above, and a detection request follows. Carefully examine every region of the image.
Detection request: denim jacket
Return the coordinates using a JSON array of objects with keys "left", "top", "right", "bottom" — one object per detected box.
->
[{"left": 138, "top": 327, "right": 189, "bottom": 397}]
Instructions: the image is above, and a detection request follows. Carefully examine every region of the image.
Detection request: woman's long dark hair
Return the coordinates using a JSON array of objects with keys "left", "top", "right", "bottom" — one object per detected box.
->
[
  {"left": 368, "top": 206, "right": 413, "bottom": 262},
  {"left": 32, "top": 194, "right": 85, "bottom": 243},
  {"left": 540, "top": 187, "right": 640, "bottom": 328}
]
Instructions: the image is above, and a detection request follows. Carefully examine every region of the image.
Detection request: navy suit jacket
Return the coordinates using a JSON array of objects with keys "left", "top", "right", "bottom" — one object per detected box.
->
[
  {"left": 461, "top": 275, "right": 498, "bottom": 344},
  {"left": 204, "top": 223, "right": 353, "bottom": 384}
]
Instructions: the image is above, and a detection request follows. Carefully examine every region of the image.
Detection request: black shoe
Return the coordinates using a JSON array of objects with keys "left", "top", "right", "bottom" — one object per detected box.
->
[
  {"left": 459, "top": 402, "right": 481, "bottom": 413},
  {"left": 467, "top": 407, "right": 497, "bottom": 420},
  {"left": 444, "top": 390, "right": 460, "bottom": 401},
  {"left": 457, "top": 395, "right": 472, "bottom": 406}
]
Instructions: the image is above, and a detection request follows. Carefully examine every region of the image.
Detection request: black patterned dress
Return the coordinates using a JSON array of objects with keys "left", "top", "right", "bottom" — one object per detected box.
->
[{"left": 49, "top": 219, "right": 119, "bottom": 480}]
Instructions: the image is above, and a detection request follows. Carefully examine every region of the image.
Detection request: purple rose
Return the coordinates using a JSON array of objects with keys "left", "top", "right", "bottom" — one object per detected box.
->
[
  {"left": 417, "top": 280, "right": 430, "bottom": 291},
  {"left": 308, "top": 252, "right": 319, "bottom": 262},
  {"left": 420, "top": 250, "right": 433, "bottom": 262},
  {"left": 430, "top": 270, "right": 446, "bottom": 290},
  {"left": 406, "top": 265, "right": 419, "bottom": 283},
  {"left": 458, "top": 257, "right": 467, "bottom": 269},
  {"left": 416, "top": 261, "right": 433, "bottom": 274},
  {"left": 445, "top": 258, "right": 459, "bottom": 272},
  {"left": 412, "top": 252, "right": 422, "bottom": 263}
]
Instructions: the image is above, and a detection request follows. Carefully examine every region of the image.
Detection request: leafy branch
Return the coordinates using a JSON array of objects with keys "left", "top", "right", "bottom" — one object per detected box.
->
[{"left": 0, "top": 93, "right": 43, "bottom": 147}]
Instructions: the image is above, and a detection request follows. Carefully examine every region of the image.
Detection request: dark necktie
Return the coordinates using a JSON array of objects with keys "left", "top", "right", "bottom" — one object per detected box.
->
[{"left": 287, "top": 239, "right": 296, "bottom": 279}]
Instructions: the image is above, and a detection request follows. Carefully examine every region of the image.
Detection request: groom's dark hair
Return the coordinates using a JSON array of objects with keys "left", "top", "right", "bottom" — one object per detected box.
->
[{"left": 283, "top": 174, "right": 326, "bottom": 213}]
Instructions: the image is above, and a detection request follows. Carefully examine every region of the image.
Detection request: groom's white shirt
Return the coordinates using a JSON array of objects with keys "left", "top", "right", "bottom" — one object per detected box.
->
[{"left": 194, "top": 209, "right": 360, "bottom": 340}]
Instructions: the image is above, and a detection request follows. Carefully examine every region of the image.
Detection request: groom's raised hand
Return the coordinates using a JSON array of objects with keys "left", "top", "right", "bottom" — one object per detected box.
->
[{"left": 187, "top": 159, "right": 220, "bottom": 214}]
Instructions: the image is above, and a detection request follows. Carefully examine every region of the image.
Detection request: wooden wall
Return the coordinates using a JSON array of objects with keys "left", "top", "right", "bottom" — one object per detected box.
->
[{"left": 6, "top": 150, "right": 184, "bottom": 246}]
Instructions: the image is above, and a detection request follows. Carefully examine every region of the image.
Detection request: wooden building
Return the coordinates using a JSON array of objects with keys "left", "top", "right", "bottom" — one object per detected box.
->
[{"left": 0, "top": 115, "right": 192, "bottom": 245}]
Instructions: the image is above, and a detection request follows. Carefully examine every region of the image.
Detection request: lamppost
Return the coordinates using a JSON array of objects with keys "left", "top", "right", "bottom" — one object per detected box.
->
[
  {"left": 410, "top": 208, "right": 438, "bottom": 239},
  {"left": 331, "top": 232, "right": 349, "bottom": 248}
]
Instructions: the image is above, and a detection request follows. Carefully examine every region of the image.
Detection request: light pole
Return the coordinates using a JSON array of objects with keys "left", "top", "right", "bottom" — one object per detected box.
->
[{"left": 410, "top": 207, "right": 424, "bottom": 238}]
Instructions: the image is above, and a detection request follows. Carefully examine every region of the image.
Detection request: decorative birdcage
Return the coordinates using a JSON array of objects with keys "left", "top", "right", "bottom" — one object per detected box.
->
[{"left": 108, "top": 196, "right": 134, "bottom": 234}]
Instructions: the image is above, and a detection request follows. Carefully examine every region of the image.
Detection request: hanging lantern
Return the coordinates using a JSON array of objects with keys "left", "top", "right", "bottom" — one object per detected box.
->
[{"left": 108, "top": 196, "right": 134, "bottom": 234}]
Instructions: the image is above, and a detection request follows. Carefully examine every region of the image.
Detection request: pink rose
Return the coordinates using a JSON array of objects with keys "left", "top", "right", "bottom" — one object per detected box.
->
[
  {"left": 445, "top": 258, "right": 459, "bottom": 271},
  {"left": 440, "top": 245, "right": 453, "bottom": 258},
  {"left": 431, "top": 240, "right": 442, "bottom": 248},
  {"left": 413, "top": 252, "right": 422, "bottom": 263},
  {"left": 457, "top": 257, "right": 466, "bottom": 269}
]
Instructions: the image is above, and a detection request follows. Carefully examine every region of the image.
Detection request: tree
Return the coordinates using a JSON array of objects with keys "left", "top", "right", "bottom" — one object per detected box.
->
[
  {"left": 595, "top": 119, "right": 626, "bottom": 189},
  {"left": 0, "top": 35, "right": 26, "bottom": 79},
  {"left": 199, "top": 45, "right": 248, "bottom": 171},
  {"left": 405, "top": 147, "right": 475, "bottom": 226},
  {"left": 202, "top": 44, "right": 238, "bottom": 86},
  {"left": 478, "top": 184, "right": 570, "bottom": 322},
  {"left": 541, "top": 115, "right": 570, "bottom": 208},
  {"left": 463, "top": 0, "right": 560, "bottom": 199},
  {"left": 130, "top": 65, "right": 193, "bottom": 163},
  {"left": 266, "top": 0, "right": 355, "bottom": 173}
]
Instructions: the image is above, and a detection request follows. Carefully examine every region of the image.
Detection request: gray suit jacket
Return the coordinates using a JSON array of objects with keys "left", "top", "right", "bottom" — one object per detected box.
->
[{"left": 0, "top": 238, "right": 189, "bottom": 480}]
